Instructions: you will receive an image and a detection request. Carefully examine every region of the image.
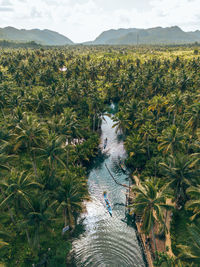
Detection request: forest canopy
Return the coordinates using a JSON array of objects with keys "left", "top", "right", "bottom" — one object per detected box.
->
[{"left": 0, "top": 45, "right": 199, "bottom": 266}]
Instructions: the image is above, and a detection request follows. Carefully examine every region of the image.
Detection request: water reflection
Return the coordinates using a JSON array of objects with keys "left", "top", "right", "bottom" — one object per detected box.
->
[{"left": 71, "top": 111, "right": 145, "bottom": 267}]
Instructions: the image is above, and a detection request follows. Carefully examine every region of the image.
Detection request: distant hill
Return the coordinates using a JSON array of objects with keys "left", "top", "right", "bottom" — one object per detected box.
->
[
  {"left": 0, "top": 27, "right": 73, "bottom": 46},
  {"left": 91, "top": 26, "right": 200, "bottom": 45}
]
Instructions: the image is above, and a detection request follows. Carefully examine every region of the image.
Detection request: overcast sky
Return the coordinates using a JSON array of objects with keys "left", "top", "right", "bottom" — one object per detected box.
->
[{"left": 0, "top": 0, "right": 200, "bottom": 43}]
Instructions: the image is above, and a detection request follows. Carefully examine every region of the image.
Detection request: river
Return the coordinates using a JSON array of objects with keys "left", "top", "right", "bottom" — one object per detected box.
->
[{"left": 71, "top": 106, "right": 145, "bottom": 267}]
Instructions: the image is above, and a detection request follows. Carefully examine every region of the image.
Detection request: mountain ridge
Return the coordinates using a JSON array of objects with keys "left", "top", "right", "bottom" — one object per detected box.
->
[
  {"left": 91, "top": 26, "right": 200, "bottom": 45},
  {"left": 0, "top": 27, "right": 73, "bottom": 45},
  {"left": 0, "top": 26, "right": 200, "bottom": 46}
]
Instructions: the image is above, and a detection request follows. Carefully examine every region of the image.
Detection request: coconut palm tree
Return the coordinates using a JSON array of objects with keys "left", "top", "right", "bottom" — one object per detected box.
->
[
  {"left": 148, "top": 94, "right": 166, "bottom": 122},
  {"left": 32, "top": 91, "right": 51, "bottom": 114},
  {"left": 13, "top": 115, "right": 47, "bottom": 177},
  {"left": 112, "top": 110, "right": 132, "bottom": 135},
  {"left": 167, "top": 91, "right": 185, "bottom": 125},
  {"left": 158, "top": 125, "right": 185, "bottom": 155},
  {"left": 134, "top": 108, "right": 153, "bottom": 130},
  {"left": 185, "top": 185, "right": 200, "bottom": 221},
  {"left": 59, "top": 107, "right": 82, "bottom": 140},
  {"left": 54, "top": 172, "right": 88, "bottom": 229},
  {"left": 51, "top": 96, "right": 64, "bottom": 115},
  {"left": 124, "top": 134, "right": 146, "bottom": 169},
  {"left": 37, "top": 134, "right": 66, "bottom": 174},
  {"left": 186, "top": 102, "right": 200, "bottom": 136},
  {"left": 0, "top": 152, "right": 15, "bottom": 171},
  {"left": 21, "top": 195, "right": 54, "bottom": 250},
  {"left": 130, "top": 179, "right": 172, "bottom": 252},
  {"left": 125, "top": 98, "right": 138, "bottom": 123},
  {"left": 0, "top": 239, "right": 8, "bottom": 249},
  {"left": 160, "top": 154, "right": 199, "bottom": 203},
  {"left": 0, "top": 169, "right": 42, "bottom": 220},
  {"left": 0, "top": 94, "right": 7, "bottom": 119},
  {"left": 177, "top": 221, "right": 200, "bottom": 265},
  {"left": 139, "top": 121, "right": 157, "bottom": 159}
]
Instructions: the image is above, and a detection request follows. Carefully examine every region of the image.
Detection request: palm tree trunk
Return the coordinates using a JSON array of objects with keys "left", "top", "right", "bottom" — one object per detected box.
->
[
  {"left": 97, "top": 115, "right": 101, "bottom": 130},
  {"left": 64, "top": 207, "right": 67, "bottom": 227},
  {"left": 173, "top": 113, "right": 176, "bottom": 125},
  {"left": 66, "top": 149, "right": 69, "bottom": 166},
  {"left": 26, "top": 229, "right": 31, "bottom": 246},
  {"left": 147, "top": 136, "right": 150, "bottom": 159},
  {"left": 93, "top": 114, "right": 96, "bottom": 132},
  {"left": 164, "top": 209, "right": 168, "bottom": 233},
  {"left": 151, "top": 225, "right": 157, "bottom": 256},
  {"left": 67, "top": 198, "right": 74, "bottom": 229}
]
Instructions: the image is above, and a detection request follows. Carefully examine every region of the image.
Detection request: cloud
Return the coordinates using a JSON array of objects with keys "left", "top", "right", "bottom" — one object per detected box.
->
[
  {"left": 149, "top": 0, "right": 200, "bottom": 29},
  {"left": 30, "top": 7, "right": 42, "bottom": 18},
  {"left": 0, "top": 0, "right": 12, "bottom": 6},
  {"left": 0, "top": 6, "right": 13, "bottom": 11},
  {"left": 0, "top": 0, "right": 200, "bottom": 42}
]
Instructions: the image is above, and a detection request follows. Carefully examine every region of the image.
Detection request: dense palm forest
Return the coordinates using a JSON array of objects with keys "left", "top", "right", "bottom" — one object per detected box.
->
[{"left": 0, "top": 45, "right": 199, "bottom": 266}]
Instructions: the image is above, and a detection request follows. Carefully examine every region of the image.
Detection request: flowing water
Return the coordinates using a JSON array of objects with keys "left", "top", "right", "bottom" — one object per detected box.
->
[{"left": 71, "top": 107, "right": 145, "bottom": 267}]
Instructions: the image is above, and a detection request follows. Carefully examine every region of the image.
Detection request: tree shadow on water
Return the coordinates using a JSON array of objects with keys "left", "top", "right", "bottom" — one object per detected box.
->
[{"left": 87, "top": 149, "right": 110, "bottom": 172}]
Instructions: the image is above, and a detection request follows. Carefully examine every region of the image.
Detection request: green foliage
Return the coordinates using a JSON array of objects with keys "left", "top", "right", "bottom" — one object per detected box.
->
[{"left": 0, "top": 45, "right": 199, "bottom": 266}]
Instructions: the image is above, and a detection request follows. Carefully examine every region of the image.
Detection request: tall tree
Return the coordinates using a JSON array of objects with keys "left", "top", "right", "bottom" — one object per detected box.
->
[
  {"left": 130, "top": 179, "right": 171, "bottom": 253},
  {"left": 160, "top": 154, "right": 199, "bottom": 203}
]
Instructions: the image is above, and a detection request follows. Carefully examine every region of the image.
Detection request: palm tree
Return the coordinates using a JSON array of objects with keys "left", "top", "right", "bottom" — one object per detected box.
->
[
  {"left": 167, "top": 91, "right": 185, "bottom": 125},
  {"left": 13, "top": 115, "right": 47, "bottom": 176},
  {"left": 177, "top": 221, "right": 200, "bottom": 265},
  {"left": 130, "top": 179, "right": 171, "bottom": 253},
  {"left": 186, "top": 102, "right": 200, "bottom": 136},
  {"left": 59, "top": 107, "right": 82, "bottom": 140},
  {"left": 0, "top": 229, "right": 10, "bottom": 249},
  {"left": 0, "top": 152, "right": 15, "bottom": 171},
  {"left": 148, "top": 94, "right": 166, "bottom": 122},
  {"left": 10, "top": 106, "right": 25, "bottom": 125},
  {"left": 87, "top": 91, "right": 103, "bottom": 132},
  {"left": 185, "top": 185, "right": 200, "bottom": 220},
  {"left": 37, "top": 134, "right": 66, "bottom": 174},
  {"left": 0, "top": 94, "right": 7, "bottom": 119},
  {"left": 112, "top": 110, "right": 132, "bottom": 134},
  {"left": 21, "top": 195, "right": 54, "bottom": 250},
  {"left": 134, "top": 108, "right": 153, "bottom": 130},
  {"left": 0, "top": 239, "right": 8, "bottom": 248},
  {"left": 54, "top": 172, "right": 88, "bottom": 229},
  {"left": 51, "top": 96, "right": 64, "bottom": 115},
  {"left": 139, "top": 121, "right": 157, "bottom": 159},
  {"left": 124, "top": 134, "right": 147, "bottom": 169},
  {"left": 160, "top": 154, "right": 199, "bottom": 204},
  {"left": 32, "top": 91, "right": 51, "bottom": 114},
  {"left": 158, "top": 125, "right": 185, "bottom": 155},
  {"left": 125, "top": 98, "right": 138, "bottom": 122},
  {"left": 0, "top": 169, "right": 42, "bottom": 220}
]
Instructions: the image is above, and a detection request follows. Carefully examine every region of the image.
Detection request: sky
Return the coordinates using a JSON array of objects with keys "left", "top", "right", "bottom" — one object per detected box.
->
[{"left": 0, "top": 0, "right": 200, "bottom": 43}]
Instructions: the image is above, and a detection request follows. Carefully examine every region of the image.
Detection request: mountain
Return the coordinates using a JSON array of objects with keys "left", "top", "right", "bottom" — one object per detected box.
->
[
  {"left": 92, "top": 26, "right": 200, "bottom": 45},
  {"left": 93, "top": 28, "right": 139, "bottom": 44},
  {"left": 0, "top": 27, "right": 73, "bottom": 45}
]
